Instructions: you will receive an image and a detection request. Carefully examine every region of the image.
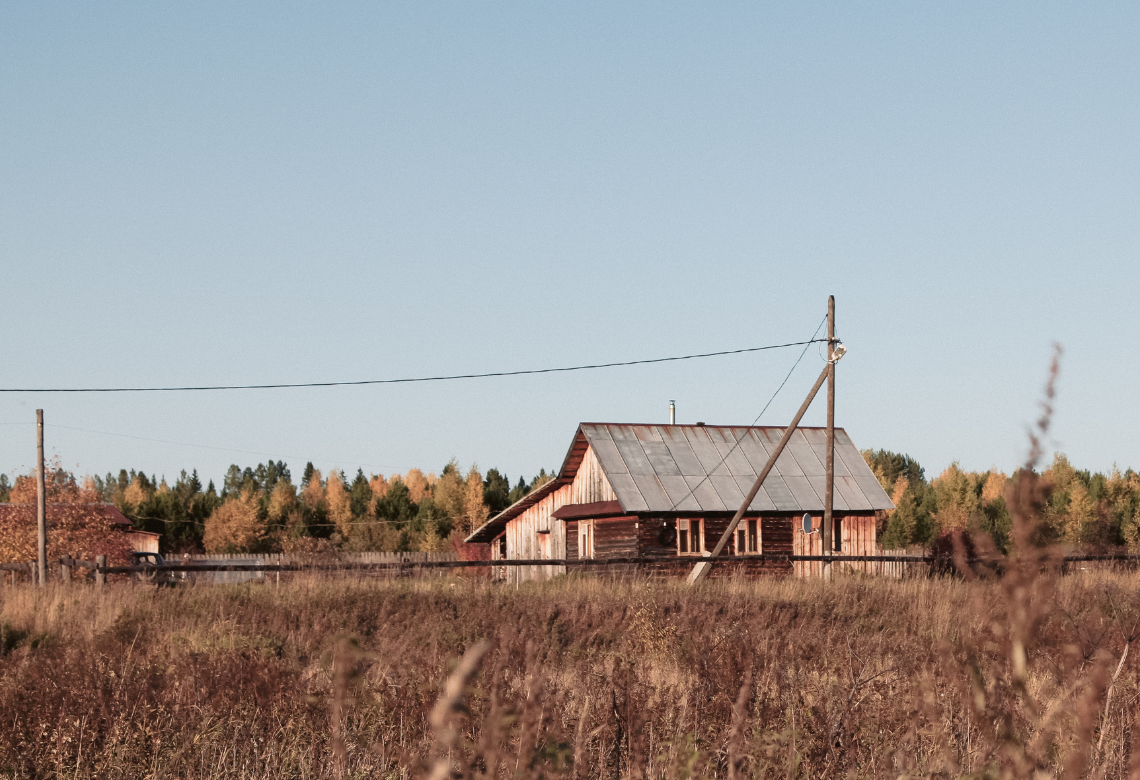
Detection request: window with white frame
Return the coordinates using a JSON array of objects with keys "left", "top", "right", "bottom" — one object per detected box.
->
[
  {"left": 676, "top": 517, "right": 704, "bottom": 555},
  {"left": 735, "top": 518, "right": 760, "bottom": 555},
  {"left": 578, "top": 520, "right": 594, "bottom": 559}
]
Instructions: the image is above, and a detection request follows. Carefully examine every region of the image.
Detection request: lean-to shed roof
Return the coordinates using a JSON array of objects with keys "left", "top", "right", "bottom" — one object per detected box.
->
[{"left": 466, "top": 423, "right": 893, "bottom": 543}]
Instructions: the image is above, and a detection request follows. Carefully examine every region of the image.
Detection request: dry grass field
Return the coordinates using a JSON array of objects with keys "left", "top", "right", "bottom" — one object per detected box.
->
[{"left": 1, "top": 557, "right": 1139, "bottom": 779}]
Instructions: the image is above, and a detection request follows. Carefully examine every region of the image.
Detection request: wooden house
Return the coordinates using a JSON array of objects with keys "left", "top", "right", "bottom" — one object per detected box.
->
[{"left": 465, "top": 423, "right": 894, "bottom": 582}]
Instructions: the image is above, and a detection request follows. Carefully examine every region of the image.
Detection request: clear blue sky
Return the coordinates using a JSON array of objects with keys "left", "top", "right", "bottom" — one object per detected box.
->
[{"left": 2, "top": 2, "right": 1137, "bottom": 487}]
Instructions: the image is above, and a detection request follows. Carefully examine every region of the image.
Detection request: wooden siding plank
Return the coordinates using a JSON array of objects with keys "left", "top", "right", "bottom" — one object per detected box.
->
[
  {"left": 762, "top": 517, "right": 794, "bottom": 554},
  {"left": 569, "top": 446, "right": 619, "bottom": 505}
]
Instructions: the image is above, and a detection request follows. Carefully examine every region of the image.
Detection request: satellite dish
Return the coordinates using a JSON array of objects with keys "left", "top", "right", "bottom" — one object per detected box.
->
[{"left": 801, "top": 513, "right": 815, "bottom": 534}]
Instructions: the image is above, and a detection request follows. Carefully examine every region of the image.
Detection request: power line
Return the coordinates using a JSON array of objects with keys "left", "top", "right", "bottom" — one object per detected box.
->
[
  {"left": 0, "top": 339, "right": 827, "bottom": 393},
  {"left": 663, "top": 316, "right": 828, "bottom": 513}
]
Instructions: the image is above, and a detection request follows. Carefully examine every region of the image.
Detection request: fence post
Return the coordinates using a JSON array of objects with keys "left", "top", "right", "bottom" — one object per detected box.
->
[
  {"left": 60, "top": 555, "right": 71, "bottom": 584},
  {"left": 95, "top": 555, "right": 106, "bottom": 587}
]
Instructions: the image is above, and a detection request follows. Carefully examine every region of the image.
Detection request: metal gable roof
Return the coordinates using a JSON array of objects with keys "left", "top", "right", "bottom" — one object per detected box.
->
[
  {"left": 464, "top": 422, "right": 894, "bottom": 544},
  {"left": 578, "top": 423, "right": 893, "bottom": 515}
]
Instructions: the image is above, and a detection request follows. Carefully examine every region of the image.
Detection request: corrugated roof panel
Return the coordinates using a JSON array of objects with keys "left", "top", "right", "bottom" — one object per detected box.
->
[
  {"left": 801, "top": 429, "right": 854, "bottom": 477},
  {"left": 682, "top": 427, "right": 731, "bottom": 476},
  {"left": 786, "top": 431, "right": 826, "bottom": 477},
  {"left": 658, "top": 475, "right": 703, "bottom": 512},
  {"left": 606, "top": 473, "right": 648, "bottom": 511},
  {"left": 755, "top": 429, "right": 799, "bottom": 477},
  {"left": 684, "top": 476, "right": 728, "bottom": 512},
  {"left": 782, "top": 475, "right": 819, "bottom": 509},
  {"left": 752, "top": 429, "right": 782, "bottom": 472},
  {"left": 631, "top": 473, "right": 671, "bottom": 509},
  {"left": 641, "top": 440, "right": 682, "bottom": 476},
  {"left": 660, "top": 428, "right": 706, "bottom": 476},
  {"left": 584, "top": 432, "right": 629, "bottom": 476},
  {"left": 775, "top": 446, "right": 800, "bottom": 479},
  {"left": 761, "top": 474, "right": 799, "bottom": 511},
  {"left": 615, "top": 439, "right": 655, "bottom": 476},
  {"left": 737, "top": 431, "right": 773, "bottom": 474},
  {"left": 706, "top": 427, "right": 757, "bottom": 476},
  {"left": 709, "top": 475, "right": 746, "bottom": 508},
  {"left": 804, "top": 474, "right": 849, "bottom": 512},
  {"left": 574, "top": 424, "right": 890, "bottom": 515},
  {"left": 834, "top": 440, "right": 871, "bottom": 482},
  {"left": 607, "top": 424, "right": 638, "bottom": 442},
  {"left": 734, "top": 476, "right": 777, "bottom": 512},
  {"left": 834, "top": 476, "right": 868, "bottom": 510},
  {"left": 852, "top": 474, "right": 894, "bottom": 510}
]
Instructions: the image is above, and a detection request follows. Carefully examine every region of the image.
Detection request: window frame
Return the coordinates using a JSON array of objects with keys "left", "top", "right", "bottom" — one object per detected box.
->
[
  {"left": 676, "top": 517, "right": 705, "bottom": 556},
  {"left": 578, "top": 520, "right": 594, "bottom": 559},
  {"left": 735, "top": 517, "right": 761, "bottom": 555}
]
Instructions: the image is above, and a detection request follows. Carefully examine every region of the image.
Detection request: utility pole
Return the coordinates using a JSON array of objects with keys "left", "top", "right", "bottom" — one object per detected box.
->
[
  {"left": 688, "top": 361, "right": 832, "bottom": 584},
  {"left": 36, "top": 409, "right": 47, "bottom": 587},
  {"left": 823, "top": 296, "right": 836, "bottom": 578}
]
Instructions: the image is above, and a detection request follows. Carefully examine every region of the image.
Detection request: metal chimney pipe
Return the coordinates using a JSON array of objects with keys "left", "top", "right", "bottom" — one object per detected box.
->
[{"left": 669, "top": 400, "right": 676, "bottom": 425}]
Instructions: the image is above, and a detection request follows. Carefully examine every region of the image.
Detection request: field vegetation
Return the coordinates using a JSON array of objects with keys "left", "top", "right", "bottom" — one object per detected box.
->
[{"left": 2, "top": 555, "right": 1139, "bottom": 778}]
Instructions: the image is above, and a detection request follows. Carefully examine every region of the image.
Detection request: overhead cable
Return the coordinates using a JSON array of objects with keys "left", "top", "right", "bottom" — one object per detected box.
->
[
  {"left": 0, "top": 339, "right": 827, "bottom": 393},
  {"left": 661, "top": 314, "right": 829, "bottom": 515}
]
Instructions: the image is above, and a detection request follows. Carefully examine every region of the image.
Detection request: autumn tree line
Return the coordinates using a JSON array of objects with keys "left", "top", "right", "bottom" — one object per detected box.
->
[
  {"left": 0, "top": 461, "right": 555, "bottom": 556},
  {"left": 3, "top": 449, "right": 1140, "bottom": 556},
  {"left": 864, "top": 450, "right": 1140, "bottom": 551}
]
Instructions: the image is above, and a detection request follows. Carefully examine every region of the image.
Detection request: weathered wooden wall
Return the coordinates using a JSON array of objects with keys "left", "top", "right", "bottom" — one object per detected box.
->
[
  {"left": 793, "top": 514, "right": 879, "bottom": 577},
  {"left": 592, "top": 517, "right": 638, "bottom": 558},
  {"left": 569, "top": 445, "right": 618, "bottom": 504},
  {"left": 633, "top": 516, "right": 794, "bottom": 577},
  {"left": 503, "top": 444, "right": 620, "bottom": 583}
]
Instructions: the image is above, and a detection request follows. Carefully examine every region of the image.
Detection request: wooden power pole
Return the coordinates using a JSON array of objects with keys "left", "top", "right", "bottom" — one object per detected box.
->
[
  {"left": 823, "top": 296, "right": 836, "bottom": 576},
  {"left": 688, "top": 361, "right": 831, "bottom": 584},
  {"left": 36, "top": 409, "right": 47, "bottom": 586},
  {"left": 688, "top": 296, "right": 844, "bottom": 585}
]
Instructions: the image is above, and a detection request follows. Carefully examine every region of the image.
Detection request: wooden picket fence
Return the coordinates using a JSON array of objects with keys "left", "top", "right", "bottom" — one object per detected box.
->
[
  {"left": 3, "top": 550, "right": 1139, "bottom": 588},
  {"left": 178, "top": 551, "right": 458, "bottom": 564}
]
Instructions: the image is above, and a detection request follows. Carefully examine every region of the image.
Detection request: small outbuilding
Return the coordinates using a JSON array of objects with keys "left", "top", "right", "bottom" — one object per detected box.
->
[{"left": 466, "top": 423, "right": 894, "bottom": 582}]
